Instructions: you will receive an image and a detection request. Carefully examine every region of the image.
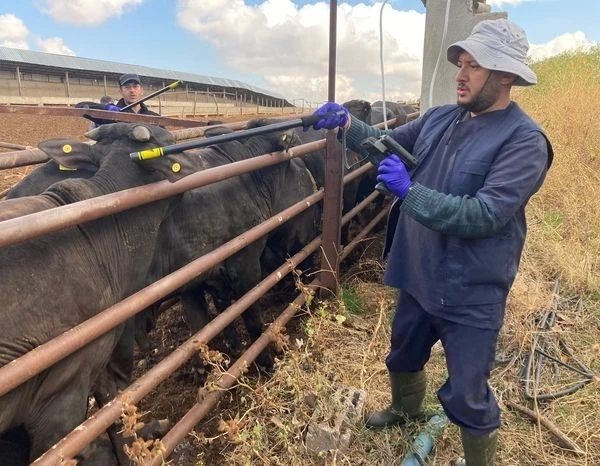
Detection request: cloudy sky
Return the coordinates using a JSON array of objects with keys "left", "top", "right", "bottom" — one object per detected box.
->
[{"left": 0, "top": 1, "right": 597, "bottom": 104}]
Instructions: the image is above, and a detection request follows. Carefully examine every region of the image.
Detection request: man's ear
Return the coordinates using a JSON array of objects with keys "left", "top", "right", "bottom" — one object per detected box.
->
[{"left": 499, "top": 72, "right": 517, "bottom": 85}]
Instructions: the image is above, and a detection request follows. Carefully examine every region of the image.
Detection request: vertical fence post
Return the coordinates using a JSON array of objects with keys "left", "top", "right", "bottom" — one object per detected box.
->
[
  {"left": 64, "top": 71, "right": 70, "bottom": 98},
  {"left": 319, "top": 0, "right": 342, "bottom": 296},
  {"left": 16, "top": 66, "right": 22, "bottom": 97}
]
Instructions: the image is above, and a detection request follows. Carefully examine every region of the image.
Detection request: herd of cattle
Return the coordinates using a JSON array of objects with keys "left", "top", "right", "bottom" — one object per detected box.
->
[{"left": 0, "top": 99, "right": 416, "bottom": 465}]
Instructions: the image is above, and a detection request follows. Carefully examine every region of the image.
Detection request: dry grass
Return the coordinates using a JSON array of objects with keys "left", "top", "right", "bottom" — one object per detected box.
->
[{"left": 188, "top": 50, "right": 600, "bottom": 465}]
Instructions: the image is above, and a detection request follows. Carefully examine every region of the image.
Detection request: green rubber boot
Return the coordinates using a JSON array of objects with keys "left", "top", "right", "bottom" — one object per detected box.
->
[
  {"left": 459, "top": 428, "right": 498, "bottom": 466},
  {"left": 364, "top": 370, "right": 426, "bottom": 429}
]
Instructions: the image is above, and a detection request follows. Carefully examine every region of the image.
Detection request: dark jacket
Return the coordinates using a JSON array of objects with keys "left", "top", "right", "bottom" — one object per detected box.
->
[{"left": 345, "top": 102, "right": 552, "bottom": 329}]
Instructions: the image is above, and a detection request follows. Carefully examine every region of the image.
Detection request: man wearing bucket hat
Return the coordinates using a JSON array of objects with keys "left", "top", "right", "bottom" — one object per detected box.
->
[{"left": 311, "top": 18, "right": 553, "bottom": 465}]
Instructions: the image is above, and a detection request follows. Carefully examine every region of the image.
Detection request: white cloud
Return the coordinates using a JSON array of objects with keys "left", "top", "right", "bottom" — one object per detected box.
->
[
  {"left": 36, "top": 37, "right": 76, "bottom": 56},
  {"left": 487, "top": 0, "right": 536, "bottom": 6},
  {"left": 529, "top": 31, "right": 597, "bottom": 62},
  {"left": 0, "top": 13, "right": 30, "bottom": 49},
  {"left": 38, "top": 0, "right": 144, "bottom": 25},
  {"left": 177, "top": 0, "right": 425, "bottom": 103}
]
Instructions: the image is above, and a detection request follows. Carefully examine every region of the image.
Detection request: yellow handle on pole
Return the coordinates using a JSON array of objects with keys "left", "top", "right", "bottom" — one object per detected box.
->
[{"left": 131, "top": 147, "right": 165, "bottom": 161}]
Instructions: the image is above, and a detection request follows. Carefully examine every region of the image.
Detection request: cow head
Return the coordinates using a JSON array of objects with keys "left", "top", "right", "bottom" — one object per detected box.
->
[
  {"left": 244, "top": 119, "right": 303, "bottom": 151},
  {"left": 37, "top": 123, "right": 190, "bottom": 185},
  {"left": 343, "top": 99, "right": 372, "bottom": 124}
]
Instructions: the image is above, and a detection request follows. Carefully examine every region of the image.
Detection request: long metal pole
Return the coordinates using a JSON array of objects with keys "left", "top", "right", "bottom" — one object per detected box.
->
[{"left": 319, "top": 0, "right": 343, "bottom": 294}]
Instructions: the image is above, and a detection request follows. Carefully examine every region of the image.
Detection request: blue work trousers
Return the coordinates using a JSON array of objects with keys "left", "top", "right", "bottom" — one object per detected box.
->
[{"left": 386, "top": 291, "right": 501, "bottom": 435}]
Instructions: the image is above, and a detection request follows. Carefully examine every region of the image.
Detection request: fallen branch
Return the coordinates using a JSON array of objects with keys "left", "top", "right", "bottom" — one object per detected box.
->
[{"left": 504, "top": 400, "right": 584, "bottom": 455}]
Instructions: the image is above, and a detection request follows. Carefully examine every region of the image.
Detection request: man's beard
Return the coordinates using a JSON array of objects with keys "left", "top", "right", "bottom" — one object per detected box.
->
[{"left": 459, "top": 73, "right": 502, "bottom": 113}]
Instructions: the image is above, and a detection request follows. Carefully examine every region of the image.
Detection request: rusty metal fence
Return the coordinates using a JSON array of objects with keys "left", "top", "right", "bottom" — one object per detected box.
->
[{"left": 0, "top": 109, "right": 417, "bottom": 464}]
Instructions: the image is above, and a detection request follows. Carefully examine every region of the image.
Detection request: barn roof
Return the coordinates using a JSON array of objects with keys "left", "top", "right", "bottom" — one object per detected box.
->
[{"left": 0, "top": 46, "right": 286, "bottom": 100}]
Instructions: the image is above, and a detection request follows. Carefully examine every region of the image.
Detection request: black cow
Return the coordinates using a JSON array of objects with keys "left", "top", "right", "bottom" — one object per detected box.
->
[
  {"left": 343, "top": 99, "right": 372, "bottom": 125},
  {"left": 371, "top": 100, "right": 418, "bottom": 125},
  {"left": 146, "top": 129, "right": 320, "bottom": 367},
  {"left": 5, "top": 123, "right": 320, "bottom": 372},
  {"left": 245, "top": 118, "right": 364, "bottom": 222},
  {"left": 0, "top": 123, "right": 190, "bottom": 464},
  {"left": 2, "top": 125, "right": 236, "bottom": 356}
]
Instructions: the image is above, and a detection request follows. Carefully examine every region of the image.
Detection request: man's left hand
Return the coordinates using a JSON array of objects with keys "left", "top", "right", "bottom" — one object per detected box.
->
[{"left": 377, "top": 154, "right": 413, "bottom": 199}]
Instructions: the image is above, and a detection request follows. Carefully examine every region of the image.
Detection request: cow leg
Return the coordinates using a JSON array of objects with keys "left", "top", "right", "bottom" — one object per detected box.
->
[
  {"left": 227, "top": 247, "right": 274, "bottom": 371},
  {"left": 75, "top": 436, "right": 118, "bottom": 466},
  {"left": 180, "top": 287, "right": 217, "bottom": 378},
  {"left": 134, "top": 305, "right": 159, "bottom": 354},
  {"left": 0, "top": 427, "right": 30, "bottom": 466},
  {"left": 181, "top": 287, "right": 212, "bottom": 336},
  {"left": 26, "top": 382, "right": 89, "bottom": 462},
  {"left": 92, "top": 321, "right": 136, "bottom": 466}
]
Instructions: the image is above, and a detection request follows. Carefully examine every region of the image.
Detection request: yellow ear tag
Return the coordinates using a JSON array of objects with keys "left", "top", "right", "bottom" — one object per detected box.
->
[
  {"left": 171, "top": 162, "right": 181, "bottom": 173},
  {"left": 62, "top": 144, "right": 72, "bottom": 153}
]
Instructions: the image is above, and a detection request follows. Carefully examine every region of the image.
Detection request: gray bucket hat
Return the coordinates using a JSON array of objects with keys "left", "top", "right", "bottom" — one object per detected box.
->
[{"left": 447, "top": 18, "right": 537, "bottom": 86}]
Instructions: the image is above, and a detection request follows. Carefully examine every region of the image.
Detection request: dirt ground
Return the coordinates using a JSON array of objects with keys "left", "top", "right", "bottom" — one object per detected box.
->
[
  {"left": 0, "top": 112, "right": 265, "bottom": 193},
  {"left": 0, "top": 111, "right": 371, "bottom": 465}
]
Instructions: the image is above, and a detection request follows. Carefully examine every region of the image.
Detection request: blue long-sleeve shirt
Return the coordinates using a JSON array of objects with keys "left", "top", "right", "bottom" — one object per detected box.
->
[{"left": 344, "top": 102, "right": 552, "bottom": 329}]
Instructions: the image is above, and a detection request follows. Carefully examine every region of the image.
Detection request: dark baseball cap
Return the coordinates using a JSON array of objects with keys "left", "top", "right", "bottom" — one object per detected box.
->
[{"left": 118, "top": 73, "right": 141, "bottom": 87}]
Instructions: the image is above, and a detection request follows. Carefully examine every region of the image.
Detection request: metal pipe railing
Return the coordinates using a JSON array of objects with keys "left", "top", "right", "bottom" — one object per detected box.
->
[
  {"left": 0, "top": 113, "right": 317, "bottom": 170},
  {"left": 0, "top": 140, "right": 325, "bottom": 249},
  {"left": 3, "top": 103, "right": 412, "bottom": 464}
]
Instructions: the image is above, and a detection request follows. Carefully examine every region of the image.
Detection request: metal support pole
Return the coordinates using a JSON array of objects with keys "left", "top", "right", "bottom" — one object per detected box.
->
[
  {"left": 319, "top": 0, "right": 342, "bottom": 295},
  {"left": 16, "top": 66, "right": 22, "bottom": 97},
  {"left": 64, "top": 71, "right": 70, "bottom": 98}
]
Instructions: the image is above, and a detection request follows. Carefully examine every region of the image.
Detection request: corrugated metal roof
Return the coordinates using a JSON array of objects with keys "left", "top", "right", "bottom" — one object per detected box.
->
[{"left": 0, "top": 46, "right": 286, "bottom": 100}]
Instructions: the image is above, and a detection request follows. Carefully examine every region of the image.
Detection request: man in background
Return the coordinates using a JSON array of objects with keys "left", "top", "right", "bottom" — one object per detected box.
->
[
  {"left": 99, "top": 95, "right": 115, "bottom": 106},
  {"left": 115, "top": 73, "right": 159, "bottom": 116}
]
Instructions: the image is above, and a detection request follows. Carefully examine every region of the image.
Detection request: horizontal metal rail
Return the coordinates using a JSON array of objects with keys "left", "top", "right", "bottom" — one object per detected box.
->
[
  {"left": 31, "top": 167, "right": 381, "bottom": 465},
  {"left": 0, "top": 113, "right": 315, "bottom": 170},
  {"left": 0, "top": 140, "right": 325, "bottom": 249},
  {"left": 0, "top": 104, "right": 207, "bottom": 128},
  {"left": 2, "top": 108, "right": 412, "bottom": 464},
  {"left": 0, "top": 188, "right": 324, "bottom": 397}
]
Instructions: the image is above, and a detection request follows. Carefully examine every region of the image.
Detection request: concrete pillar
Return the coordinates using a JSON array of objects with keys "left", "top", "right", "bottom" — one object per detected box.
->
[
  {"left": 420, "top": 0, "right": 506, "bottom": 113},
  {"left": 64, "top": 71, "right": 70, "bottom": 97},
  {"left": 16, "top": 66, "right": 22, "bottom": 97}
]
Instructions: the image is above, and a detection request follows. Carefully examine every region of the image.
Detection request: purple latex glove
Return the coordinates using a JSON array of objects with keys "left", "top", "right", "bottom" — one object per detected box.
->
[
  {"left": 311, "top": 102, "right": 349, "bottom": 130},
  {"left": 377, "top": 154, "right": 413, "bottom": 199},
  {"left": 104, "top": 104, "right": 121, "bottom": 112}
]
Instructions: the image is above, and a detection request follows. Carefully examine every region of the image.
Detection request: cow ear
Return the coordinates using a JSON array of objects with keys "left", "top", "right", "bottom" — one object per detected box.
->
[
  {"left": 38, "top": 139, "right": 97, "bottom": 171},
  {"left": 279, "top": 129, "right": 301, "bottom": 150}
]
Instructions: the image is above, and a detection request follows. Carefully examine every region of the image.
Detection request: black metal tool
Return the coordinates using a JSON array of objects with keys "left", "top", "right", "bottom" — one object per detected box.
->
[
  {"left": 360, "top": 134, "right": 418, "bottom": 195},
  {"left": 129, "top": 111, "right": 346, "bottom": 160}
]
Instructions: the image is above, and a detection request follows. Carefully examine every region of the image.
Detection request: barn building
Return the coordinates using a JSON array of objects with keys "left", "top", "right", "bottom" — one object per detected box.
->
[{"left": 0, "top": 46, "right": 292, "bottom": 117}]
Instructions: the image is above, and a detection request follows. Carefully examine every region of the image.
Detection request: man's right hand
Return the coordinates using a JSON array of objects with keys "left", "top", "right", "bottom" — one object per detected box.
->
[
  {"left": 377, "top": 154, "right": 413, "bottom": 199},
  {"left": 104, "top": 104, "right": 120, "bottom": 112}
]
